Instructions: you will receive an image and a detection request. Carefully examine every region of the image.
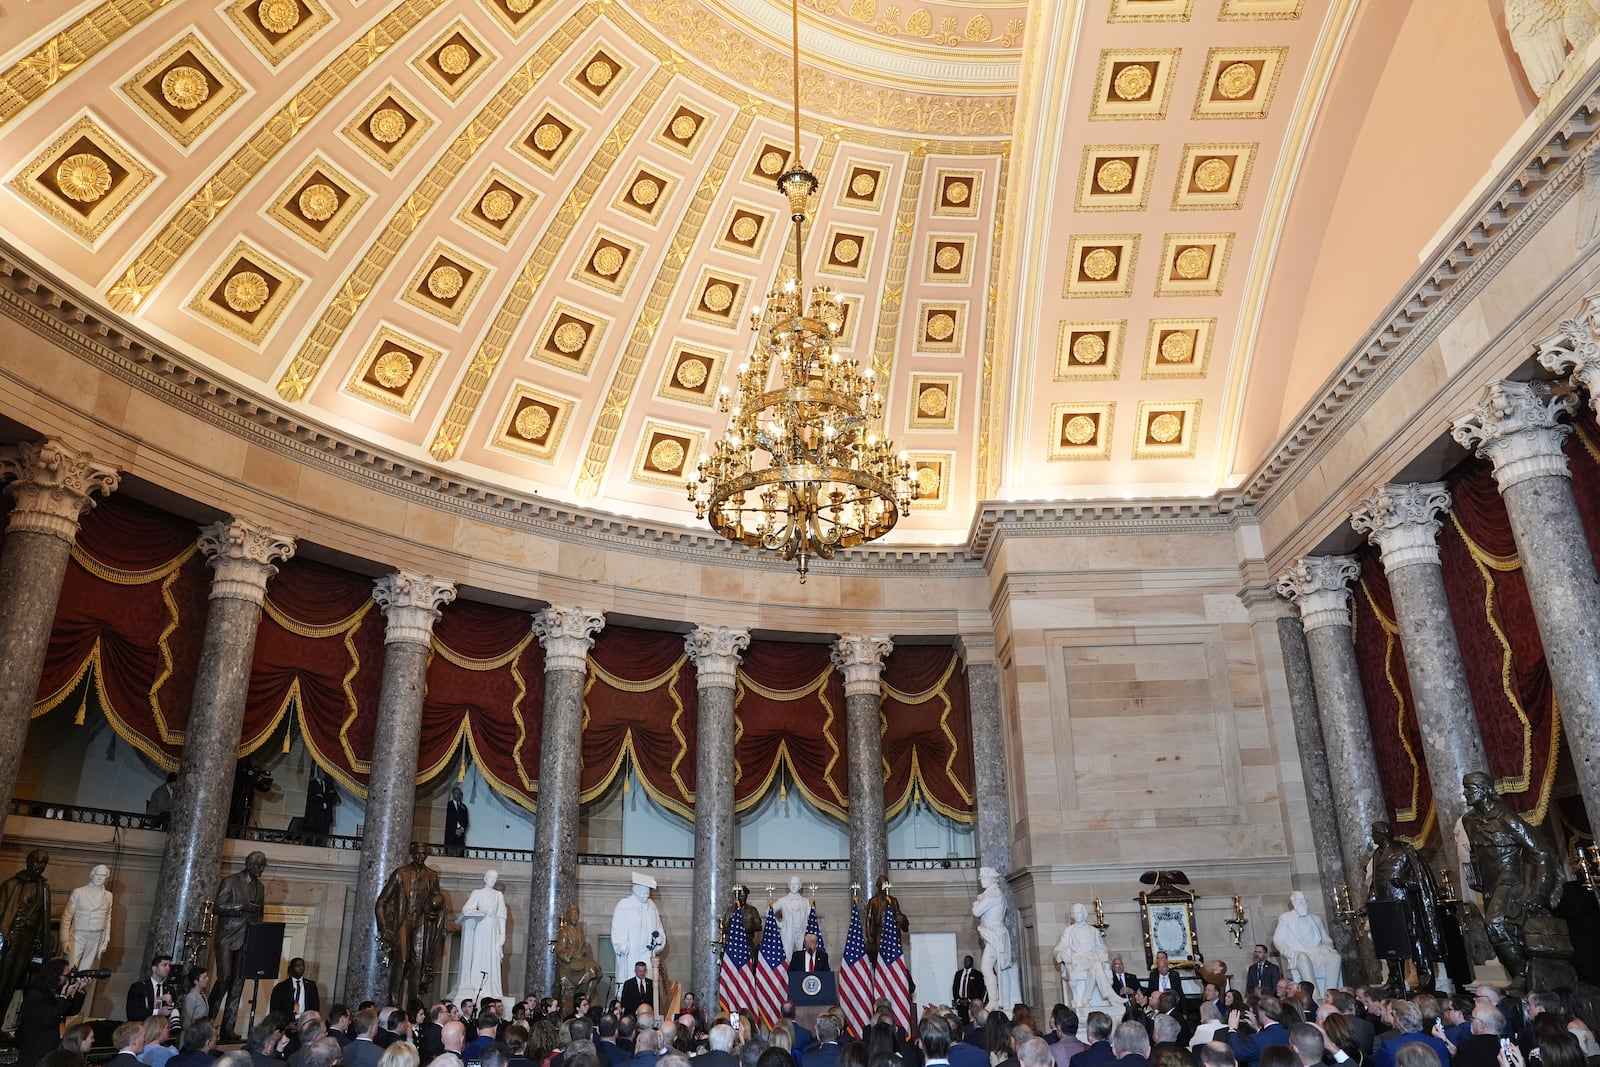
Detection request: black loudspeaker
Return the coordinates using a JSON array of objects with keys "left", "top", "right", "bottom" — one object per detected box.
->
[
  {"left": 1366, "top": 900, "right": 1411, "bottom": 959},
  {"left": 241, "top": 922, "right": 286, "bottom": 980}
]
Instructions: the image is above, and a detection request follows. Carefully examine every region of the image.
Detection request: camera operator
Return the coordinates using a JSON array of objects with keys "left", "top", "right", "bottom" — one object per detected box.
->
[
  {"left": 129, "top": 954, "right": 176, "bottom": 1022},
  {"left": 19, "top": 959, "right": 90, "bottom": 1066}
]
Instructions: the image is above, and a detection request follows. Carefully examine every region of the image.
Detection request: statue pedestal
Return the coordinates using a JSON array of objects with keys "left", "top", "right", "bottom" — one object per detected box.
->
[{"left": 1066, "top": 990, "right": 1125, "bottom": 1039}]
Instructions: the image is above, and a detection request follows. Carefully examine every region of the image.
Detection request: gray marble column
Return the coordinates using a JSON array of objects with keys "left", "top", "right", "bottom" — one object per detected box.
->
[
  {"left": 833, "top": 634, "right": 893, "bottom": 897},
  {"left": 955, "top": 635, "right": 1011, "bottom": 876},
  {"left": 145, "top": 518, "right": 296, "bottom": 966},
  {"left": 685, "top": 624, "right": 750, "bottom": 1010},
  {"left": 0, "top": 441, "right": 118, "bottom": 840},
  {"left": 1276, "top": 556, "right": 1384, "bottom": 983},
  {"left": 1350, "top": 483, "right": 1488, "bottom": 873},
  {"left": 525, "top": 605, "right": 605, "bottom": 997},
  {"left": 343, "top": 571, "right": 457, "bottom": 1004},
  {"left": 1452, "top": 379, "right": 1600, "bottom": 826}
]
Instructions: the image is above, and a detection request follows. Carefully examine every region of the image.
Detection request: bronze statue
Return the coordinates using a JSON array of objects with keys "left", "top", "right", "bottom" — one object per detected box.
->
[
  {"left": 1461, "top": 772, "right": 1572, "bottom": 990},
  {"left": 727, "top": 885, "right": 761, "bottom": 953},
  {"left": 864, "top": 875, "right": 910, "bottom": 962},
  {"left": 376, "top": 842, "right": 446, "bottom": 1007},
  {"left": 1366, "top": 821, "right": 1448, "bottom": 992},
  {"left": 0, "top": 850, "right": 52, "bottom": 1018},
  {"left": 211, "top": 850, "right": 267, "bottom": 1041},
  {"left": 555, "top": 903, "right": 600, "bottom": 1007}
]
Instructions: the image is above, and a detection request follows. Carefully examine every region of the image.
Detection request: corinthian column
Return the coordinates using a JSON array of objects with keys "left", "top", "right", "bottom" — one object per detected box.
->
[
  {"left": 145, "top": 518, "right": 295, "bottom": 967},
  {"left": 833, "top": 634, "right": 893, "bottom": 896},
  {"left": 1350, "top": 483, "right": 1488, "bottom": 871},
  {"left": 1452, "top": 380, "right": 1600, "bottom": 826},
  {"left": 684, "top": 624, "right": 750, "bottom": 1009},
  {"left": 344, "top": 571, "right": 457, "bottom": 1004},
  {"left": 955, "top": 635, "right": 1011, "bottom": 876},
  {"left": 1276, "top": 556, "right": 1384, "bottom": 982},
  {"left": 0, "top": 440, "right": 118, "bottom": 838},
  {"left": 525, "top": 605, "right": 605, "bottom": 996}
]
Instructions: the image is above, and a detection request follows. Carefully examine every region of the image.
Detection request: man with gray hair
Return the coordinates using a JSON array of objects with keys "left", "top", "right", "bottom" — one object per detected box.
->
[
  {"left": 1019, "top": 1039, "right": 1056, "bottom": 1067},
  {"left": 1151, "top": 1015, "right": 1182, "bottom": 1057},
  {"left": 1287, "top": 1025, "right": 1324, "bottom": 1067},
  {"left": 301, "top": 1038, "right": 342, "bottom": 1067},
  {"left": 1069, "top": 1013, "right": 1116, "bottom": 1067},
  {"left": 1447, "top": 1005, "right": 1505, "bottom": 1067},
  {"left": 1111, "top": 1022, "right": 1151, "bottom": 1067},
  {"left": 620, "top": 1028, "right": 663, "bottom": 1067},
  {"left": 699, "top": 1024, "right": 738, "bottom": 1067}
]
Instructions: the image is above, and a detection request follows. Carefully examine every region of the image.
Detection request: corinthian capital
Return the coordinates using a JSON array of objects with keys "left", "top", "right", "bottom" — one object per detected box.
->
[
  {"left": 1451, "top": 380, "right": 1577, "bottom": 490},
  {"left": 373, "top": 571, "right": 457, "bottom": 646},
  {"left": 1275, "top": 556, "right": 1360, "bottom": 634},
  {"left": 533, "top": 605, "right": 605, "bottom": 672},
  {"left": 1536, "top": 304, "right": 1600, "bottom": 402},
  {"left": 831, "top": 634, "right": 893, "bottom": 698},
  {"left": 1349, "top": 482, "right": 1451, "bottom": 571},
  {"left": 684, "top": 625, "right": 750, "bottom": 690},
  {"left": 198, "top": 517, "right": 297, "bottom": 604},
  {"left": 0, "top": 439, "right": 120, "bottom": 542}
]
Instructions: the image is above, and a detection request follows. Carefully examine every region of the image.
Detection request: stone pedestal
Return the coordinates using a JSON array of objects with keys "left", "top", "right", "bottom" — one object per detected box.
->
[
  {"left": 343, "top": 571, "right": 456, "bottom": 1004},
  {"left": 957, "top": 636, "right": 1011, "bottom": 877},
  {"left": 1350, "top": 483, "right": 1488, "bottom": 873},
  {"left": 832, "top": 634, "right": 893, "bottom": 896},
  {"left": 525, "top": 605, "right": 605, "bottom": 997},
  {"left": 0, "top": 440, "right": 118, "bottom": 840},
  {"left": 1452, "top": 381, "right": 1600, "bottom": 828},
  {"left": 684, "top": 625, "right": 749, "bottom": 1008},
  {"left": 1276, "top": 556, "right": 1383, "bottom": 983},
  {"left": 145, "top": 518, "right": 295, "bottom": 966}
]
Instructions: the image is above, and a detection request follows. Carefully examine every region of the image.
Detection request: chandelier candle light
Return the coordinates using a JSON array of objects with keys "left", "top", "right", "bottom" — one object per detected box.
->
[{"left": 687, "top": 0, "right": 912, "bottom": 580}]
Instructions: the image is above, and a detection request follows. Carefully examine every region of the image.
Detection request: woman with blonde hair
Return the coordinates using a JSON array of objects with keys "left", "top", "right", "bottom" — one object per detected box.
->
[{"left": 379, "top": 1040, "right": 420, "bottom": 1067}]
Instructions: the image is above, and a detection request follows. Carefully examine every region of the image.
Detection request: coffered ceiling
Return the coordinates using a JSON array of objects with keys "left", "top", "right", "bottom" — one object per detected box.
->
[{"left": 0, "top": 0, "right": 1495, "bottom": 544}]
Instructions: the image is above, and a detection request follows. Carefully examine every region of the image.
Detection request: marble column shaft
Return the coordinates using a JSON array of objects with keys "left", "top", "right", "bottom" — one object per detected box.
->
[
  {"left": 956, "top": 636, "right": 1011, "bottom": 876},
  {"left": 526, "top": 606, "right": 606, "bottom": 997},
  {"left": 145, "top": 518, "right": 295, "bottom": 966},
  {"left": 1350, "top": 483, "right": 1487, "bottom": 872},
  {"left": 344, "top": 571, "right": 456, "bottom": 1004},
  {"left": 685, "top": 625, "right": 750, "bottom": 1009},
  {"left": 833, "top": 634, "right": 893, "bottom": 897},
  {"left": 0, "top": 441, "right": 118, "bottom": 841},
  {"left": 1277, "top": 556, "right": 1385, "bottom": 983},
  {"left": 1453, "top": 379, "right": 1600, "bottom": 826}
]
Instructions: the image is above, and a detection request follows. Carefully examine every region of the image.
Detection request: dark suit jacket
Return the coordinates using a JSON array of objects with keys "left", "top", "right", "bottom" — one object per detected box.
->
[
  {"left": 788, "top": 950, "right": 831, "bottom": 972},
  {"left": 1116, "top": 1056, "right": 1152, "bottom": 1067},
  {"left": 1110, "top": 972, "right": 1141, "bottom": 997},
  {"left": 328, "top": 1028, "right": 353, "bottom": 1048},
  {"left": 1348, "top": 1016, "right": 1376, "bottom": 1057},
  {"left": 950, "top": 1049, "right": 989, "bottom": 1067},
  {"left": 951, "top": 967, "right": 987, "bottom": 1003},
  {"left": 420, "top": 1022, "right": 445, "bottom": 1060},
  {"left": 127, "top": 977, "right": 169, "bottom": 1021},
  {"left": 344, "top": 1038, "right": 385, "bottom": 1067},
  {"left": 1239, "top": 961, "right": 1280, "bottom": 997},
  {"left": 269, "top": 977, "right": 320, "bottom": 1015},
  {"left": 698, "top": 1052, "right": 739, "bottom": 1067},
  {"left": 1068, "top": 1041, "right": 1117, "bottom": 1067},
  {"left": 446, "top": 800, "right": 470, "bottom": 844},
  {"left": 1454, "top": 1034, "right": 1502, "bottom": 1067},
  {"left": 1160, "top": 1009, "right": 1195, "bottom": 1047},
  {"left": 1226, "top": 1022, "right": 1289, "bottom": 1067},
  {"left": 619, "top": 976, "right": 654, "bottom": 1014},
  {"left": 1153, "top": 1044, "right": 1194, "bottom": 1067},
  {"left": 802, "top": 1042, "right": 842, "bottom": 1067},
  {"left": 1145, "top": 970, "right": 1187, "bottom": 1001}
]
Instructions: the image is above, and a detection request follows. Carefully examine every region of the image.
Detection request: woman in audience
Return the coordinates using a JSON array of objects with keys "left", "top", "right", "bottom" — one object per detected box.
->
[
  {"left": 378, "top": 1041, "right": 420, "bottom": 1067},
  {"left": 1191, "top": 1003, "right": 1227, "bottom": 1049},
  {"left": 985, "top": 1013, "right": 1013, "bottom": 1065},
  {"left": 181, "top": 967, "right": 212, "bottom": 1033},
  {"left": 1323, "top": 1010, "right": 1370, "bottom": 1067}
]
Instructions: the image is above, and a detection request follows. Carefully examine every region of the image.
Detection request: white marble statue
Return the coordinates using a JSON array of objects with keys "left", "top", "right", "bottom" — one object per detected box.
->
[
  {"left": 972, "top": 867, "right": 1021, "bottom": 1012},
  {"left": 611, "top": 871, "right": 666, "bottom": 984},
  {"left": 60, "top": 864, "right": 113, "bottom": 971},
  {"left": 774, "top": 876, "right": 811, "bottom": 957},
  {"left": 453, "top": 869, "right": 507, "bottom": 1003},
  {"left": 1271, "top": 891, "right": 1343, "bottom": 996},
  {"left": 1054, "top": 902, "right": 1121, "bottom": 1009},
  {"left": 1506, "top": 0, "right": 1586, "bottom": 96}
]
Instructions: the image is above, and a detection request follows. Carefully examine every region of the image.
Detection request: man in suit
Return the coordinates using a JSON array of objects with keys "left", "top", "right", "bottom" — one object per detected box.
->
[
  {"left": 270, "top": 958, "right": 321, "bottom": 1017},
  {"left": 127, "top": 954, "right": 174, "bottom": 1022},
  {"left": 788, "top": 933, "right": 830, "bottom": 973},
  {"left": 1155, "top": 993, "right": 1195, "bottom": 1048},
  {"left": 1146, "top": 953, "right": 1186, "bottom": 1006},
  {"left": 620, "top": 961, "right": 654, "bottom": 1015},
  {"left": 1109, "top": 958, "right": 1140, "bottom": 999},
  {"left": 952, "top": 956, "right": 987, "bottom": 1020},
  {"left": 697, "top": 1024, "right": 740, "bottom": 1067},
  {"left": 1050, "top": 1006, "right": 1086, "bottom": 1067},
  {"left": 923, "top": 1015, "right": 956, "bottom": 1067},
  {"left": 108, "top": 1020, "right": 147, "bottom": 1067},
  {"left": 1323, "top": 991, "right": 1373, "bottom": 1057},
  {"left": 802, "top": 1015, "right": 845, "bottom": 1067},
  {"left": 343, "top": 1010, "right": 384, "bottom": 1067},
  {"left": 445, "top": 787, "right": 470, "bottom": 857},
  {"left": 327, "top": 1004, "right": 355, "bottom": 1047},
  {"left": 1225, "top": 996, "right": 1291, "bottom": 1067},
  {"left": 1069, "top": 1013, "right": 1118, "bottom": 1067},
  {"left": 1150, "top": 1015, "right": 1190, "bottom": 1067},
  {"left": 1111, "top": 1021, "right": 1152, "bottom": 1067},
  {"left": 1241, "top": 947, "right": 1280, "bottom": 999}
]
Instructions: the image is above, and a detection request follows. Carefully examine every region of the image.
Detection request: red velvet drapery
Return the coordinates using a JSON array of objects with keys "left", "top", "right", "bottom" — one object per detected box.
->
[{"left": 1351, "top": 557, "right": 1432, "bottom": 844}]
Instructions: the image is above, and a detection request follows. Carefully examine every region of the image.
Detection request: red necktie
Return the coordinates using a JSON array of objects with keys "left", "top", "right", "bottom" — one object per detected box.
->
[{"left": 807, "top": 955, "right": 814, "bottom": 972}]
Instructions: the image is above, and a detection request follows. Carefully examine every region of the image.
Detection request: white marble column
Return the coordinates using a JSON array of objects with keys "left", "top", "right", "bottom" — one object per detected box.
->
[
  {"left": 1350, "top": 483, "right": 1488, "bottom": 872},
  {"left": 1276, "top": 556, "right": 1385, "bottom": 982},
  {"left": 145, "top": 518, "right": 295, "bottom": 968},
  {"left": 833, "top": 634, "right": 893, "bottom": 896},
  {"left": 685, "top": 624, "right": 750, "bottom": 1009},
  {"left": 525, "top": 605, "right": 605, "bottom": 996},
  {"left": 955, "top": 635, "right": 1011, "bottom": 876},
  {"left": 344, "top": 570, "right": 457, "bottom": 1004},
  {"left": 1452, "top": 380, "right": 1600, "bottom": 827},
  {"left": 0, "top": 440, "right": 118, "bottom": 840}
]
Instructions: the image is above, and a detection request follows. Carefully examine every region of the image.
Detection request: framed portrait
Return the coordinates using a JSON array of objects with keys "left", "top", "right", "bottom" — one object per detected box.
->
[{"left": 1140, "top": 895, "right": 1198, "bottom": 968}]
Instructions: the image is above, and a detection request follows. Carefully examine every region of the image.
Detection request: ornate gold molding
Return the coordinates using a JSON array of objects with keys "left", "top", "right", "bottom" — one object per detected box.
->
[{"left": 0, "top": 0, "right": 176, "bottom": 127}]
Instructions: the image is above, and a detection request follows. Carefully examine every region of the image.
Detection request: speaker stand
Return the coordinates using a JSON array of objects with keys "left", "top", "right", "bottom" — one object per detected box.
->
[{"left": 247, "top": 978, "right": 262, "bottom": 1039}]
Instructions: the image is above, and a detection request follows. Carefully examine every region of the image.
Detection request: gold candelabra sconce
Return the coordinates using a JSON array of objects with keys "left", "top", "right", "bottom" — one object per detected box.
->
[
  {"left": 1332, "top": 884, "right": 1366, "bottom": 933},
  {"left": 1438, "top": 868, "right": 1459, "bottom": 903},
  {"left": 710, "top": 936, "right": 725, "bottom": 960},
  {"left": 849, "top": 882, "right": 861, "bottom": 901},
  {"left": 1090, "top": 899, "right": 1109, "bottom": 935},
  {"left": 1576, "top": 844, "right": 1600, "bottom": 905},
  {"left": 1224, "top": 894, "right": 1248, "bottom": 948},
  {"left": 806, "top": 882, "right": 819, "bottom": 901}
]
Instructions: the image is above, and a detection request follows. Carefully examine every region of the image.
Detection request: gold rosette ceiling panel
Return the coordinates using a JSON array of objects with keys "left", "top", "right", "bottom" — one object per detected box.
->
[{"left": 688, "top": 0, "right": 912, "bottom": 581}]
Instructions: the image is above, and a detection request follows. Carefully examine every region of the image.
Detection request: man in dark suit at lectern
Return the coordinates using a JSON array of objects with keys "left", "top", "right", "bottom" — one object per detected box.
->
[{"left": 788, "top": 933, "right": 830, "bottom": 973}]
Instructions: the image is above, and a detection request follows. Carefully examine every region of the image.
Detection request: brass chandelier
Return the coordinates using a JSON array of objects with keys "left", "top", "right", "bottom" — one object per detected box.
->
[{"left": 688, "top": 0, "right": 912, "bottom": 580}]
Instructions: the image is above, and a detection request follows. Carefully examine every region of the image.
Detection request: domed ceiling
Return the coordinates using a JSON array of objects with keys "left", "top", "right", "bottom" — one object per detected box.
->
[{"left": 0, "top": 0, "right": 1344, "bottom": 544}]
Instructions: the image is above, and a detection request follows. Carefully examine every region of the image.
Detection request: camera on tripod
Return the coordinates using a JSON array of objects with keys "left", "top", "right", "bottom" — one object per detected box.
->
[{"left": 67, "top": 968, "right": 112, "bottom": 981}]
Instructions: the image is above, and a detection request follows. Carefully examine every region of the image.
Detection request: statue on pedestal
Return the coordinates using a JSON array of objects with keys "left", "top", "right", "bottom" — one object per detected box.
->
[
  {"left": 453, "top": 869, "right": 506, "bottom": 1003},
  {"left": 1054, "top": 902, "right": 1121, "bottom": 1009},
  {"left": 774, "top": 876, "right": 811, "bottom": 957},
  {"left": 556, "top": 904, "right": 601, "bottom": 1008},
  {"left": 61, "top": 865, "right": 113, "bottom": 971},
  {"left": 727, "top": 886, "right": 761, "bottom": 955},
  {"left": 1366, "top": 822, "right": 1447, "bottom": 994},
  {"left": 865, "top": 877, "right": 909, "bottom": 962},
  {"left": 1271, "top": 891, "right": 1342, "bottom": 995},
  {"left": 611, "top": 872, "right": 666, "bottom": 1011},
  {"left": 376, "top": 842, "right": 447, "bottom": 1008},
  {"left": 1460, "top": 771, "right": 1573, "bottom": 990},
  {"left": 211, "top": 850, "right": 267, "bottom": 1042},
  {"left": 0, "top": 850, "right": 51, "bottom": 1020},
  {"left": 972, "top": 867, "right": 1020, "bottom": 1012}
]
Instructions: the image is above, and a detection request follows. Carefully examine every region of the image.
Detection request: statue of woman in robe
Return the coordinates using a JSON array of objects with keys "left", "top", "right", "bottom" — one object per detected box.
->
[{"left": 454, "top": 869, "right": 507, "bottom": 1002}]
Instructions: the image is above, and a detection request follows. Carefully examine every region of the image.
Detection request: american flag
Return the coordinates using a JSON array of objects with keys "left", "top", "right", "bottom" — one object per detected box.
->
[
  {"left": 874, "top": 900, "right": 912, "bottom": 1037},
  {"left": 837, "top": 899, "right": 875, "bottom": 1037},
  {"left": 719, "top": 904, "right": 757, "bottom": 1015},
  {"left": 755, "top": 904, "right": 790, "bottom": 1028},
  {"left": 805, "top": 904, "right": 827, "bottom": 957}
]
